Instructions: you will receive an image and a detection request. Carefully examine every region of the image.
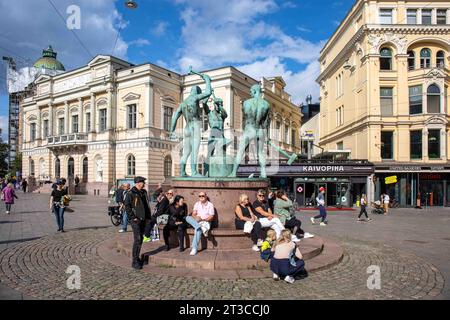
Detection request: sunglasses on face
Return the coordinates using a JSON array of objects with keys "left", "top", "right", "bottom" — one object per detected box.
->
[{"left": 199, "top": 195, "right": 206, "bottom": 198}]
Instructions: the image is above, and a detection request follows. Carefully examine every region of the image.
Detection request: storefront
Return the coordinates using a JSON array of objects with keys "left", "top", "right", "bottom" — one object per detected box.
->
[
  {"left": 237, "top": 161, "right": 374, "bottom": 207},
  {"left": 374, "top": 164, "right": 450, "bottom": 207}
]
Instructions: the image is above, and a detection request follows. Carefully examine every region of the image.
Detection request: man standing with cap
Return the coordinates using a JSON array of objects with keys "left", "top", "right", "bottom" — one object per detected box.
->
[
  {"left": 311, "top": 187, "right": 328, "bottom": 226},
  {"left": 124, "top": 176, "right": 151, "bottom": 270}
]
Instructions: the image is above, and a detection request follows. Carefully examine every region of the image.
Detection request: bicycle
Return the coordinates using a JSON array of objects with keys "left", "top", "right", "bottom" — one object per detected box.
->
[{"left": 108, "top": 206, "right": 123, "bottom": 226}]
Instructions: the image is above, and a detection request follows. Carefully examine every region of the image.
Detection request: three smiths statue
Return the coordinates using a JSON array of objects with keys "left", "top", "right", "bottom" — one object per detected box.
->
[
  {"left": 229, "top": 84, "right": 270, "bottom": 178},
  {"left": 169, "top": 67, "right": 213, "bottom": 177}
]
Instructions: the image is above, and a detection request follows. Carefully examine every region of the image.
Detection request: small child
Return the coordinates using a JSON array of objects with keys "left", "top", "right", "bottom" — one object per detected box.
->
[{"left": 260, "top": 229, "right": 277, "bottom": 261}]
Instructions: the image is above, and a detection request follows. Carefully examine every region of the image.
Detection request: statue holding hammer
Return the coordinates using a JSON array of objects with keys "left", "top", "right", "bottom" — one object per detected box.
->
[{"left": 170, "top": 67, "right": 213, "bottom": 177}]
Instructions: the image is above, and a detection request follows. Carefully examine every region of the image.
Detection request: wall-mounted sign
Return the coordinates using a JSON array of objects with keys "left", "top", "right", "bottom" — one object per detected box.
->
[
  {"left": 385, "top": 176, "right": 397, "bottom": 185},
  {"left": 297, "top": 186, "right": 303, "bottom": 193}
]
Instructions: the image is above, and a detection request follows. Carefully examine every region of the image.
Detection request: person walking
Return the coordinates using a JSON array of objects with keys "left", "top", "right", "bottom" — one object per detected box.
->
[
  {"left": 124, "top": 176, "right": 152, "bottom": 270},
  {"left": 22, "top": 179, "right": 28, "bottom": 193},
  {"left": 49, "top": 181, "right": 67, "bottom": 232},
  {"left": 311, "top": 187, "right": 328, "bottom": 226},
  {"left": 383, "top": 192, "right": 390, "bottom": 215},
  {"left": 118, "top": 183, "right": 131, "bottom": 233},
  {"left": 163, "top": 195, "right": 188, "bottom": 252},
  {"left": 186, "top": 192, "right": 215, "bottom": 256},
  {"left": 2, "top": 183, "right": 18, "bottom": 214},
  {"left": 357, "top": 194, "right": 372, "bottom": 222}
]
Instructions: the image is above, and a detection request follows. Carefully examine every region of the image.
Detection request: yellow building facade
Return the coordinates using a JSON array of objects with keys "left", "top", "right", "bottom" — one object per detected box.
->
[
  {"left": 317, "top": 0, "right": 450, "bottom": 206},
  {"left": 20, "top": 56, "right": 301, "bottom": 195}
]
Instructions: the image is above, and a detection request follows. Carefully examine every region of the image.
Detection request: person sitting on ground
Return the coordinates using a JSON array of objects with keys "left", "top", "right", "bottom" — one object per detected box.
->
[
  {"left": 235, "top": 194, "right": 263, "bottom": 252},
  {"left": 143, "top": 189, "right": 174, "bottom": 243},
  {"left": 186, "top": 192, "right": 215, "bottom": 256},
  {"left": 163, "top": 195, "right": 188, "bottom": 252},
  {"left": 270, "top": 229, "right": 307, "bottom": 284},
  {"left": 274, "top": 190, "right": 303, "bottom": 241},
  {"left": 260, "top": 229, "right": 277, "bottom": 262},
  {"left": 253, "top": 189, "right": 285, "bottom": 239}
]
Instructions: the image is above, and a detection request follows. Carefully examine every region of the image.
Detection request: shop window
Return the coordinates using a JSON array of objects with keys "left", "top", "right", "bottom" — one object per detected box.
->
[
  {"left": 420, "top": 48, "right": 431, "bottom": 68},
  {"left": 428, "top": 129, "right": 441, "bottom": 159},
  {"left": 409, "top": 85, "right": 422, "bottom": 115},
  {"left": 437, "top": 51, "right": 445, "bottom": 69},
  {"left": 379, "top": 8, "right": 393, "bottom": 24},
  {"left": 408, "top": 51, "right": 415, "bottom": 70},
  {"left": 380, "top": 48, "right": 392, "bottom": 70},
  {"left": 381, "top": 131, "right": 393, "bottom": 159},
  {"left": 380, "top": 87, "right": 393, "bottom": 116},
  {"left": 427, "top": 84, "right": 441, "bottom": 114},
  {"left": 407, "top": 9, "right": 417, "bottom": 24},
  {"left": 410, "top": 131, "right": 422, "bottom": 159},
  {"left": 422, "top": 9, "right": 432, "bottom": 25}
]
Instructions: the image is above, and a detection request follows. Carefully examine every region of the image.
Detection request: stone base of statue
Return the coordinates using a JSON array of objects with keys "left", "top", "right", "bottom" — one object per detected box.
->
[{"left": 208, "top": 156, "right": 234, "bottom": 178}]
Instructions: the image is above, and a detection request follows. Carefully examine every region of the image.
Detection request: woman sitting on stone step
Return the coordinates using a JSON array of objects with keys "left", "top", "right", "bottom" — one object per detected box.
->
[
  {"left": 234, "top": 194, "right": 263, "bottom": 252},
  {"left": 163, "top": 195, "right": 188, "bottom": 252}
]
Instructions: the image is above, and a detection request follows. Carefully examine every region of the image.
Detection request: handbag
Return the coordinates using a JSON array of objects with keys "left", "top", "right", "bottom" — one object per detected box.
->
[
  {"left": 156, "top": 214, "right": 169, "bottom": 225},
  {"left": 243, "top": 221, "right": 255, "bottom": 233},
  {"left": 289, "top": 244, "right": 298, "bottom": 267}
]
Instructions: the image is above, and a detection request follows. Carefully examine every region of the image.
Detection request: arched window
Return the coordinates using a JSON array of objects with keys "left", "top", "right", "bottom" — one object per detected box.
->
[
  {"left": 164, "top": 156, "right": 172, "bottom": 178},
  {"left": 437, "top": 51, "right": 445, "bottom": 68},
  {"left": 82, "top": 157, "right": 88, "bottom": 182},
  {"left": 55, "top": 158, "right": 61, "bottom": 178},
  {"left": 407, "top": 51, "right": 415, "bottom": 70},
  {"left": 420, "top": 48, "right": 431, "bottom": 68},
  {"left": 67, "top": 157, "right": 75, "bottom": 178},
  {"left": 127, "top": 154, "right": 136, "bottom": 176},
  {"left": 29, "top": 159, "right": 35, "bottom": 177},
  {"left": 380, "top": 48, "right": 392, "bottom": 70},
  {"left": 427, "top": 84, "right": 441, "bottom": 114}
]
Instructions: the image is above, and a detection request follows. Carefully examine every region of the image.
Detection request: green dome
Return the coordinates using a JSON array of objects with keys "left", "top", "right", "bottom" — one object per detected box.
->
[{"left": 33, "top": 46, "right": 65, "bottom": 71}]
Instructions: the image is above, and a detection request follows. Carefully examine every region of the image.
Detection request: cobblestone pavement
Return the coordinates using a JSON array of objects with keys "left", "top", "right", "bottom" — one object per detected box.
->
[{"left": 0, "top": 193, "right": 448, "bottom": 299}]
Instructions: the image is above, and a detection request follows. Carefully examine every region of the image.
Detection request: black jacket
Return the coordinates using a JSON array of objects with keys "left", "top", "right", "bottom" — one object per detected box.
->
[
  {"left": 167, "top": 204, "right": 188, "bottom": 225},
  {"left": 124, "top": 187, "right": 151, "bottom": 221},
  {"left": 154, "top": 196, "right": 170, "bottom": 217}
]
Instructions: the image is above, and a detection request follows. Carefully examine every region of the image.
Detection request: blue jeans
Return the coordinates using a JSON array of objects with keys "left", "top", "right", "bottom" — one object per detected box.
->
[
  {"left": 185, "top": 216, "right": 202, "bottom": 251},
  {"left": 120, "top": 210, "right": 128, "bottom": 231},
  {"left": 314, "top": 206, "right": 327, "bottom": 222},
  {"left": 53, "top": 204, "right": 65, "bottom": 230}
]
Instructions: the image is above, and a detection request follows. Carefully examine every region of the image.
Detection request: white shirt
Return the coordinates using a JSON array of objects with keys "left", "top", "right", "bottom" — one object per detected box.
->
[{"left": 384, "top": 195, "right": 390, "bottom": 203}]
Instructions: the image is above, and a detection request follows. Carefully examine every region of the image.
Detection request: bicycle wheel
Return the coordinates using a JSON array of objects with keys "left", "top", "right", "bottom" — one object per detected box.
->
[{"left": 111, "top": 214, "right": 122, "bottom": 226}]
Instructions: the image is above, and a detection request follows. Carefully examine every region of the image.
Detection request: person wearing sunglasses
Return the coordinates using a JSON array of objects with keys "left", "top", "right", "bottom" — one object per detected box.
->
[
  {"left": 253, "top": 189, "right": 285, "bottom": 239},
  {"left": 185, "top": 192, "right": 215, "bottom": 256},
  {"left": 143, "top": 189, "right": 175, "bottom": 243}
]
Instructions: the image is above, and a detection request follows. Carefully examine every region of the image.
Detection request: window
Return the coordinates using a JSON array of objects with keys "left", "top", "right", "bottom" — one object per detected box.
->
[
  {"left": 291, "top": 129, "right": 296, "bottom": 147},
  {"left": 408, "top": 51, "right": 415, "bottom": 70},
  {"left": 437, "top": 51, "right": 445, "bottom": 68},
  {"left": 30, "top": 123, "right": 36, "bottom": 141},
  {"left": 43, "top": 120, "right": 49, "bottom": 138},
  {"left": 380, "top": 87, "right": 393, "bottom": 116},
  {"left": 82, "top": 157, "right": 88, "bottom": 182},
  {"left": 127, "top": 104, "right": 137, "bottom": 129},
  {"left": 422, "top": 9, "right": 432, "bottom": 25},
  {"left": 164, "top": 156, "right": 172, "bottom": 178},
  {"left": 55, "top": 158, "right": 61, "bottom": 178},
  {"left": 410, "top": 131, "right": 422, "bottom": 159},
  {"left": 379, "top": 9, "right": 393, "bottom": 24},
  {"left": 336, "top": 106, "right": 344, "bottom": 127},
  {"left": 380, "top": 48, "right": 392, "bottom": 70},
  {"left": 201, "top": 108, "right": 208, "bottom": 132},
  {"left": 276, "top": 121, "right": 281, "bottom": 140},
  {"left": 29, "top": 159, "right": 35, "bottom": 176},
  {"left": 72, "top": 115, "right": 79, "bottom": 133},
  {"left": 409, "top": 85, "right": 422, "bottom": 115},
  {"left": 58, "top": 118, "right": 64, "bottom": 135},
  {"left": 99, "top": 109, "right": 107, "bottom": 131},
  {"left": 407, "top": 9, "right": 417, "bottom": 24},
  {"left": 381, "top": 132, "right": 393, "bottom": 159},
  {"left": 437, "top": 9, "right": 447, "bottom": 25},
  {"left": 336, "top": 141, "right": 344, "bottom": 150},
  {"left": 428, "top": 129, "right": 441, "bottom": 159},
  {"left": 163, "top": 106, "right": 173, "bottom": 131},
  {"left": 427, "top": 84, "right": 441, "bottom": 113},
  {"left": 86, "top": 113, "right": 91, "bottom": 132},
  {"left": 284, "top": 126, "right": 289, "bottom": 143},
  {"left": 420, "top": 48, "right": 431, "bottom": 68},
  {"left": 127, "top": 154, "right": 136, "bottom": 176}
]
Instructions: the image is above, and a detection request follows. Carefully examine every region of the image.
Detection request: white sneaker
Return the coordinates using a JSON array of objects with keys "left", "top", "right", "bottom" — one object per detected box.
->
[
  {"left": 252, "top": 245, "right": 260, "bottom": 252},
  {"left": 310, "top": 217, "right": 315, "bottom": 225},
  {"left": 320, "top": 222, "right": 327, "bottom": 226},
  {"left": 303, "top": 232, "right": 315, "bottom": 239},
  {"left": 5, "top": 211, "right": 10, "bottom": 214},
  {"left": 291, "top": 235, "right": 301, "bottom": 242},
  {"left": 190, "top": 248, "right": 197, "bottom": 256},
  {"left": 284, "top": 276, "right": 295, "bottom": 284},
  {"left": 257, "top": 239, "right": 263, "bottom": 247},
  {"left": 273, "top": 273, "right": 280, "bottom": 281},
  {"left": 118, "top": 229, "right": 125, "bottom": 233}
]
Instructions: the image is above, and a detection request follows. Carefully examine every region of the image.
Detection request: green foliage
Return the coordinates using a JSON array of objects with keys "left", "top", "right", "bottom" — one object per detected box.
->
[{"left": 0, "top": 142, "right": 9, "bottom": 176}]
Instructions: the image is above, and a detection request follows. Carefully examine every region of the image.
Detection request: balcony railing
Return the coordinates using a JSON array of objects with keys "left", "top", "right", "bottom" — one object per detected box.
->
[
  {"left": 408, "top": 63, "right": 446, "bottom": 71},
  {"left": 47, "top": 133, "right": 88, "bottom": 146}
]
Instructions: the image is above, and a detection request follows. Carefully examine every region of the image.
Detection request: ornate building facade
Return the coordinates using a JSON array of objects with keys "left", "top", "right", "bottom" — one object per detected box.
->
[
  {"left": 20, "top": 56, "right": 301, "bottom": 195},
  {"left": 317, "top": 0, "right": 450, "bottom": 206}
]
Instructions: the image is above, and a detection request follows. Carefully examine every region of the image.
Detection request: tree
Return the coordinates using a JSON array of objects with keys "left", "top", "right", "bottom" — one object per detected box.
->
[
  {"left": 10, "top": 152, "right": 22, "bottom": 176},
  {"left": 0, "top": 142, "right": 9, "bottom": 177}
]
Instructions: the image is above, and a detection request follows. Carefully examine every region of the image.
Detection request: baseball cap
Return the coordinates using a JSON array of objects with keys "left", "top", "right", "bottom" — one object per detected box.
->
[
  {"left": 319, "top": 187, "right": 326, "bottom": 192},
  {"left": 134, "top": 176, "right": 146, "bottom": 184}
]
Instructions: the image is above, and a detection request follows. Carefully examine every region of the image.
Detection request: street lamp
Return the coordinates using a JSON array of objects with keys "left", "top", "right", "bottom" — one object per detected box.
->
[{"left": 124, "top": 1, "right": 138, "bottom": 9}]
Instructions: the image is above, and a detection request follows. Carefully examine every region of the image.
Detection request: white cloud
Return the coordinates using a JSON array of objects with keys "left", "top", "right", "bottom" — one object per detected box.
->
[
  {"left": 129, "top": 39, "right": 151, "bottom": 47},
  {"left": 172, "top": 0, "right": 324, "bottom": 104},
  {"left": 282, "top": 1, "right": 298, "bottom": 9},
  {"left": 152, "top": 21, "right": 169, "bottom": 37},
  {"left": 0, "top": 116, "right": 8, "bottom": 141}
]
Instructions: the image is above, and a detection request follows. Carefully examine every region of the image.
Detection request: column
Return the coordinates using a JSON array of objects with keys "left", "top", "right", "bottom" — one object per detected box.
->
[
  {"left": 48, "top": 103, "right": 54, "bottom": 136},
  {"left": 396, "top": 54, "right": 409, "bottom": 116},
  {"left": 37, "top": 107, "right": 42, "bottom": 140},
  {"left": 78, "top": 98, "right": 83, "bottom": 134},
  {"left": 90, "top": 93, "right": 96, "bottom": 132},
  {"left": 441, "top": 128, "right": 446, "bottom": 159},
  {"left": 64, "top": 101, "right": 69, "bottom": 134},
  {"left": 418, "top": 8, "right": 422, "bottom": 25},
  {"left": 107, "top": 89, "right": 112, "bottom": 130},
  {"left": 423, "top": 128, "right": 429, "bottom": 161},
  {"left": 432, "top": 8, "right": 437, "bottom": 25},
  {"left": 22, "top": 111, "right": 26, "bottom": 143},
  {"left": 145, "top": 82, "right": 154, "bottom": 127}
]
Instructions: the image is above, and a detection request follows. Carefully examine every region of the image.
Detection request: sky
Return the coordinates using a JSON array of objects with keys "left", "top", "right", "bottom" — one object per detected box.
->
[{"left": 0, "top": 0, "right": 355, "bottom": 141}]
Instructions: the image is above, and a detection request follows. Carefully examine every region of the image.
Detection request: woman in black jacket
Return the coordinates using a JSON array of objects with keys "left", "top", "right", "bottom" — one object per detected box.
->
[{"left": 163, "top": 195, "right": 188, "bottom": 252}]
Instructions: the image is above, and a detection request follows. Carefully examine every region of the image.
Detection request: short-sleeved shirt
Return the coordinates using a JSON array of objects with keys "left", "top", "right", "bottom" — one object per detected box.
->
[
  {"left": 193, "top": 201, "right": 215, "bottom": 220},
  {"left": 384, "top": 195, "right": 390, "bottom": 203},
  {"left": 51, "top": 189, "right": 67, "bottom": 203},
  {"left": 252, "top": 200, "right": 271, "bottom": 219}
]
